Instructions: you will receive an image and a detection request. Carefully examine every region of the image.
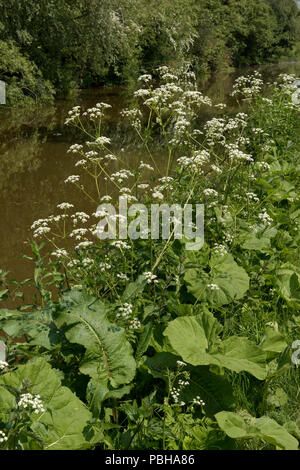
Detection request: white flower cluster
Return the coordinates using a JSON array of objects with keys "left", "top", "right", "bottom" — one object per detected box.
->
[
  {"left": 111, "top": 169, "right": 134, "bottom": 184},
  {"left": 111, "top": 240, "right": 131, "bottom": 250},
  {"left": 152, "top": 191, "right": 164, "bottom": 200},
  {"left": 75, "top": 241, "right": 93, "bottom": 250},
  {"left": 65, "top": 106, "right": 81, "bottom": 125},
  {"left": 82, "top": 258, "right": 93, "bottom": 268},
  {"left": 0, "top": 430, "right": 8, "bottom": 443},
  {"left": 177, "top": 150, "right": 210, "bottom": 173},
  {"left": 207, "top": 283, "right": 220, "bottom": 291},
  {"left": 203, "top": 113, "right": 248, "bottom": 146},
  {"left": 117, "top": 273, "right": 129, "bottom": 281},
  {"left": 134, "top": 89, "right": 151, "bottom": 98},
  {"left": 176, "top": 360, "right": 187, "bottom": 368},
  {"left": 246, "top": 192, "right": 259, "bottom": 202},
  {"left": 255, "top": 162, "right": 270, "bottom": 172},
  {"left": 70, "top": 228, "right": 89, "bottom": 240},
  {"left": 192, "top": 396, "right": 205, "bottom": 406},
  {"left": 72, "top": 212, "right": 90, "bottom": 225},
  {"left": 76, "top": 156, "right": 88, "bottom": 167},
  {"left": 117, "top": 303, "right": 133, "bottom": 320},
  {"left": 65, "top": 175, "right": 80, "bottom": 184},
  {"left": 99, "top": 262, "right": 112, "bottom": 272},
  {"left": 0, "top": 360, "right": 8, "bottom": 370},
  {"left": 139, "top": 161, "right": 154, "bottom": 171},
  {"left": 204, "top": 188, "right": 218, "bottom": 198},
  {"left": 258, "top": 209, "right": 273, "bottom": 226},
  {"left": 170, "top": 371, "right": 190, "bottom": 406},
  {"left": 228, "top": 145, "right": 253, "bottom": 163},
  {"left": 95, "top": 136, "right": 111, "bottom": 146},
  {"left": 213, "top": 244, "right": 227, "bottom": 256},
  {"left": 67, "top": 259, "right": 80, "bottom": 268},
  {"left": 252, "top": 127, "right": 264, "bottom": 135},
  {"left": 143, "top": 272, "right": 158, "bottom": 284},
  {"left": 17, "top": 393, "right": 45, "bottom": 414},
  {"left": 129, "top": 318, "right": 142, "bottom": 330},
  {"left": 278, "top": 73, "right": 298, "bottom": 95},
  {"left": 215, "top": 103, "right": 227, "bottom": 110},
  {"left": 33, "top": 226, "right": 51, "bottom": 238},
  {"left": 57, "top": 202, "right": 74, "bottom": 211},
  {"left": 67, "top": 144, "right": 83, "bottom": 154},
  {"left": 121, "top": 108, "right": 142, "bottom": 131},
  {"left": 138, "top": 74, "right": 152, "bottom": 83},
  {"left": 211, "top": 164, "right": 222, "bottom": 174},
  {"left": 51, "top": 249, "right": 68, "bottom": 259},
  {"left": 183, "top": 90, "right": 211, "bottom": 107},
  {"left": 231, "top": 72, "right": 263, "bottom": 100},
  {"left": 82, "top": 103, "right": 111, "bottom": 120},
  {"left": 223, "top": 232, "right": 233, "bottom": 244}
]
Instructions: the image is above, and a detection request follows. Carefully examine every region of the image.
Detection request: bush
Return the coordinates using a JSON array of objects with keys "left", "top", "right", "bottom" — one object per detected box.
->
[{"left": 0, "top": 40, "right": 54, "bottom": 106}]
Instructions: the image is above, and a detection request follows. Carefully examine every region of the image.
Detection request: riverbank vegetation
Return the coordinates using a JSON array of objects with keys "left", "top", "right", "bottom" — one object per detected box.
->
[
  {"left": 1, "top": 0, "right": 300, "bottom": 105},
  {"left": 0, "top": 68, "right": 300, "bottom": 450}
]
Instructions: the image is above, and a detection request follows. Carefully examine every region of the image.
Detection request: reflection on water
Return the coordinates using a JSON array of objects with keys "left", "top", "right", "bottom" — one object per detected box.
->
[{"left": 1, "top": 62, "right": 300, "bottom": 288}]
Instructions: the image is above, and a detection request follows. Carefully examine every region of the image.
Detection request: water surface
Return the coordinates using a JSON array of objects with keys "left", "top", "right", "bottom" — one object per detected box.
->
[{"left": 1, "top": 62, "right": 300, "bottom": 292}]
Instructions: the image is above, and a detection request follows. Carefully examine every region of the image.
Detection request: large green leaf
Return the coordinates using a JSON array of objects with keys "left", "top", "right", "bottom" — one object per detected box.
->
[
  {"left": 55, "top": 291, "right": 136, "bottom": 387},
  {"left": 181, "top": 366, "right": 235, "bottom": 417},
  {"left": 239, "top": 225, "right": 277, "bottom": 251},
  {"left": 184, "top": 253, "right": 249, "bottom": 306},
  {"left": 215, "top": 411, "right": 298, "bottom": 450},
  {"left": 164, "top": 315, "right": 267, "bottom": 379},
  {"left": 275, "top": 263, "right": 300, "bottom": 307},
  {"left": 86, "top": 379, "right": 131, "bottom": 417},
  {"left": 212, "top": 337, "right": 267, "bottom": 380},
  {"left": 0, "top": 358, "right": 95, "bottom": 450},
  {"left": 145, "top": 353, "right": 235, "bottom": 417},
  {"left": 260, "top": 327, "right": 287, "bottom": 360},
  {"left": 163, "top": 315, "right": 208, "bottom": 362},
  {"left": 145, "top": 352, "right": 179, "bottom": 379}
]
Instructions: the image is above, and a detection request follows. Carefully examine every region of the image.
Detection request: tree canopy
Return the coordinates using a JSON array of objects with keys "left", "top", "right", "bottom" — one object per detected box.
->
[{"left": 0, "top": 0, "right": 299, "bottom": 104}]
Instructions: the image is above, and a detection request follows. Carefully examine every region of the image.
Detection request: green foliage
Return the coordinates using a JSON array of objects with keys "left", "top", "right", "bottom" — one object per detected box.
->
[
  {"left": 0, "top": 39, "right": 54, "bottom": 105},
  {"left": 0, "top": 357, "right": 97, "bottom": 450},
  {"left": 216, "top": 411, "right": 298, "bottom": 450},
  {"left": 1, "top": 69, "right": 300, "bottom": 450},
  {"left": 164, "top": 315, "right": 267, "bottom": 379},
  {"left": 55, "top": 290, "right": 136, "bottom": 387},
  {"left": 184, "top": 252, "right": 250, "bottom": 306}
]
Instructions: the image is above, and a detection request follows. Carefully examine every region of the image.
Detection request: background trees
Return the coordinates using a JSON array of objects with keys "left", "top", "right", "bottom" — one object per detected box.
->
[{"left": 0, "top": 0, "right": 299, "bottom": 104}]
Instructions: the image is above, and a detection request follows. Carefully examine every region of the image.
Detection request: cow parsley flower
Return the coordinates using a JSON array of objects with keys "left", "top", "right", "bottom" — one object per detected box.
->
[
  {"left": 65, "top": 175, "right": 80, "bottom": 184},
  {"left": 57, "top": 203, "right": 74, "bottom": 211},
  {"left": 111, "top": 241, "right": 131, "bottom": 250},
  {"left": 117, "top": 303, "right": 133, "bottom": 319},
  {"left": 0, "top": 360, "right": 8, "bottom": 371},
  {"left": 18, "top": 393, "right": 45, "bottom": 414},
  {"left": 258, "top": 209, "right": 273, "bottom": 226},
  {"left": 129, "top": 318, "right": 142, "bottom": 330},
  {"left": 0, "top": 430, "right": 8, "bottom": 443},
  {"left": 95, "top": 136, "right": 111, "bottom": 146},
  {"left": 143, "top": 272, "right": 158, "bottom": 284},
  {"left": 193, "top": 396, "right": 205, "bottom": 406},
  {"left": 207, "top": 283, "right": 220, "bottom": 291},
  {"left": 51, "top": 249, "right": 68, "bottom": 259}
]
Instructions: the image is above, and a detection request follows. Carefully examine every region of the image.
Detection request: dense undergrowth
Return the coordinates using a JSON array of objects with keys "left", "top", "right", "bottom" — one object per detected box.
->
[
  {"left": 0, "top": 68, "right": 300, "bottom": 450},
  {"left": 0, "top": 0, "right": 300, "bottom": 105}
]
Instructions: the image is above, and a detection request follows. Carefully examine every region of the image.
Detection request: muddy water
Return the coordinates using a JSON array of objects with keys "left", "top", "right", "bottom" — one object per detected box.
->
[{"left": 1, "top": 62, "right": 300, "bottom": 292}]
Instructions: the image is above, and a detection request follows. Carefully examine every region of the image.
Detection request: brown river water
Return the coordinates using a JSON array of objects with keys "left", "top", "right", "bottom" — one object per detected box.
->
[{"left": 1, "top": 61, "right": 300, "bottom": 298}]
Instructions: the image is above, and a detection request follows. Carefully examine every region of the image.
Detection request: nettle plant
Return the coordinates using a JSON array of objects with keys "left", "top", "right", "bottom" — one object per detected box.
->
[{"left": 0, "top": 67, "right": 300, "bottom": 450}]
